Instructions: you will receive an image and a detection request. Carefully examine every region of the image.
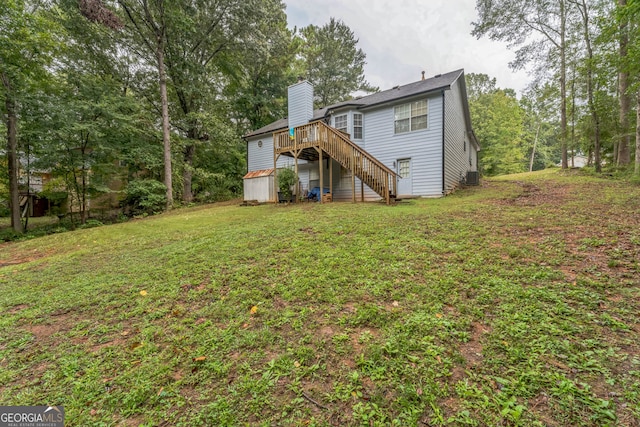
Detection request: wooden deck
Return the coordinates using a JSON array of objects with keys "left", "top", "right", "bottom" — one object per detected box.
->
[{"left": 273, "top": 121, "right": 397, "bottom": 205}]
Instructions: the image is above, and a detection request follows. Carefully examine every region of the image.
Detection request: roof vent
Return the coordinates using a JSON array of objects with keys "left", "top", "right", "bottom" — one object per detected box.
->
[
  {"left": 392, "top": 85, "right": 400, "bottom": 89},
  {"left": 434, "top": 74, "right": 442, "bottom": 78},
  {"left": 421, "top": 71, "right": 425, "bottom": 80}
]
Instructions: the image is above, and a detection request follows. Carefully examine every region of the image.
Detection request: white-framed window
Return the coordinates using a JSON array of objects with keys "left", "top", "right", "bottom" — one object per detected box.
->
[
  {"left": 394, "top": 100, "right": 428, "bottom": 134},
  {"left": 334, "top": 114, "right": 348, "bottom": 133},
  {"left": 353, "top": 113, "right": 363, "bottom": 139},
  {"left": 398, "top": 158, "right": 410, "bottom": 178}
]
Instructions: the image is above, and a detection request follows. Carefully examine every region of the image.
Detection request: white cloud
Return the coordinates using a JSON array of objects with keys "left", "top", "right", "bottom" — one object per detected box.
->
[{"left": 285, "top": 0, "right": 530, "bottom": 95}]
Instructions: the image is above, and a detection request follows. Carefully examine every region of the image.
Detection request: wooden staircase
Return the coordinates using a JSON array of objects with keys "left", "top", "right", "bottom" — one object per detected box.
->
[{"left": 274, "top": 121, "right": 397, "bottom": 204}]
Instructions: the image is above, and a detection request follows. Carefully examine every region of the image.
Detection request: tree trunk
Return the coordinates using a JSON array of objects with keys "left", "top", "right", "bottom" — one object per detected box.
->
[
  {"left": 578, "top": 0, "right": 601, "bottom": 172},
  {"left": 3, "top": 79, "right": 23, "bottom": 233},
  {"left": 529, "top": 124, "right": 540, "bottom": 172},
  {"left": 635, "top": 90, "right": 640, "bottom": 175},
  {"left": 81, "top": 152, "right": 87, "bottom": 225},
  {"left": 560, "top": 0, "right": 568, "bottom": 169},
  {"left": 182, "top": 143, "right": 195, "bottom": 203},
  {"left": 157, "top": 43, "right": 173, "bottom": 209},
  {"left": 618, "top": 0, "right": 631, "bottom": 166}
]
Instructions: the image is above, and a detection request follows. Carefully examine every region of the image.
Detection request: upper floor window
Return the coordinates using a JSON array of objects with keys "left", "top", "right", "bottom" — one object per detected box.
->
[
  {"left": 394, "top": 100, "right": 428, "bottom": 134},
  {"left": 335, "top": 114, "right": 348, "bottom": 133},
  {"left": 353, "top": 113, "right": 363, "bottom": 139}
]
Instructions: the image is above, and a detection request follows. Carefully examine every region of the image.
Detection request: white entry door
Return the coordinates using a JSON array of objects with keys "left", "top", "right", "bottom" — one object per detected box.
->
[{"left": 397, "top": 158, "right": 412, "bottom": 195}]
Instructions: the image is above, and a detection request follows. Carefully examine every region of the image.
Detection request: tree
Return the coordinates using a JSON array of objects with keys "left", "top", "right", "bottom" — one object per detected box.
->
[
  {"left": 472, "top": 0, "right": 573, "bottom": 169},
  {"left": 227, "top": 13, "right": 299, "bottom": 132},
  {"left": 300, "top": 18, "right": 378, "bottom": 107},
  {"left": 466, "top": 73, "right": 527, "bottom": 176},
  {"left": 521, "top": 84, "right": 561, "bottom": 171},
  {"left": 162, "top": 0, "right": 287, "bottom": 203},
  {"left": 617, "top": 0, "right": 632, "bottom": 166},
  {"left": 621, "top": 0, "right": 640, "bottom": 174},
  {"left": 569, "top": 0, "right": 604, "bottom": 171},
  {"left": 1, "top": 0, "right": 57, "bottom": 233},
  {"left": 84, "top": 0, "right": 174, "bottom": 209}
]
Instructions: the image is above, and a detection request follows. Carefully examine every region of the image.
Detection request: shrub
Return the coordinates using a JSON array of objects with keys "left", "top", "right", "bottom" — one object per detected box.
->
[
  {"left": 277, "top": 167, "right": 298, "bottom": 202},
  {"left": 123, "top": 179, "right": 167, "bottom": 216}
]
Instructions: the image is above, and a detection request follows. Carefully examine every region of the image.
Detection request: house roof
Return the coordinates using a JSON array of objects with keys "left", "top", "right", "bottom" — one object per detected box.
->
[{"left": 244, "top": 69, "right": 465, "bottom": 139}]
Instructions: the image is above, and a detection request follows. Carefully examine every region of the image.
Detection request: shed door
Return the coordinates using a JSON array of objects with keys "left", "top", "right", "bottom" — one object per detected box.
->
[{"left": 397, "top": 158, "right": 412, "bottom": 195}]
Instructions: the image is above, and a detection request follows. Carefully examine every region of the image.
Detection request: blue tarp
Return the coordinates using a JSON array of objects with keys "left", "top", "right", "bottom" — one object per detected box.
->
[{"left": 307, "top": 187, "right": 330, "bottom": 201}]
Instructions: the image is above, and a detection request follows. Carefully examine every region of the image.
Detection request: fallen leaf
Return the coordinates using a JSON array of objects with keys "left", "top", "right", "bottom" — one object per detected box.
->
[
  {"left": 436, "top": 355, "right": 442, "bottom": 363},
  {"left": 129, "top": 342, "right": 143, "bottom": 350},
  {"left": 193, "top": 356, "right": 206, "bottom": 362},
  {"left": 436, "top": 313, "right": 443, "bottom": 318},
  {"left": 139, "top": 290, "right": 148, "bottom": 296},
  {"left": 416, "top": 388, "right": 423, "bottom": 396},
  {"left": 157, "top": 387, "right": 164, "bottom": 396},
  {"left": 392, "top": 301, "right": 399, "bottom": 307},
  {"left": 242, "top": 323, "right": 249, "bottom": 328},
  {"left": 294, "top": 361, "right": 301, "bottom": 368},
  {"left": 250, "top": 305, "right": 258, "bottom": 315}
]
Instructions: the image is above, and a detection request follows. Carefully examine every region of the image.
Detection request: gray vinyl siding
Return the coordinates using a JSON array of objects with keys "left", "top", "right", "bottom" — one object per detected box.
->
[
  {"left": 443, "top": 78, "right": 475, "bottom": 192},
  {"left": 288, "top": 81, "right": 314, "bottom": 128},
  {"left": 362, "top": 94, "right": 443, "bottom": 197},
  {"left": 247, "top": 135, "right": 305, "bottom": 172}
]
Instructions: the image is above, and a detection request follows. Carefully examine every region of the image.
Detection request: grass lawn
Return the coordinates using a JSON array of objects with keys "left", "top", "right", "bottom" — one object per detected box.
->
[{"left": 1, "top": 169, "right": 639, "bottom": 426}]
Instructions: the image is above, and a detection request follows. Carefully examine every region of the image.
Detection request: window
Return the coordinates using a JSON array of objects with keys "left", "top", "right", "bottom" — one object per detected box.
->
[
  {"left": 353, "top": 113, "right": 363, "bottom": 139},
  {"left": 398, "top": 159, "right": 410, "bottom": 178},
  {"left": 394, "top": 100, "right": 428, "bottom": 134},
  {"left": 335, "top": 114, "right": 348, "bottom": 133}
]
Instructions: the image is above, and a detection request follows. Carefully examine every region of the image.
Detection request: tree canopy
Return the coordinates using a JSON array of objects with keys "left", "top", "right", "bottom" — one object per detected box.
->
[{"left": 299, "top": 18, "right": 378, "bottom": 107}]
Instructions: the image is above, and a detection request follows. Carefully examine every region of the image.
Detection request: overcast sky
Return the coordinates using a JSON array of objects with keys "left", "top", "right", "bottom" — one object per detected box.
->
[{"left": 285, "top": 0, "right": 530, "bottom": 96}]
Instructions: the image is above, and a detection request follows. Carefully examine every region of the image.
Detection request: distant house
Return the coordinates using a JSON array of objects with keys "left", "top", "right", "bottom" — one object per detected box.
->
[{"left": 243, "top": 69, "right": 479, "bottom": 204}]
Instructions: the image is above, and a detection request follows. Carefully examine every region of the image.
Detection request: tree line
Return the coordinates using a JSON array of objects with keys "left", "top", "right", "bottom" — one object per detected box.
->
[
  {"left": 470, "top": 0, "right": 640, "bottom": 177},
  {"left": 3, "top": 0, "right": 640, "bottom": 235},
  {"left": 1, "top": 0, "right": 374, "bottom": 233}
]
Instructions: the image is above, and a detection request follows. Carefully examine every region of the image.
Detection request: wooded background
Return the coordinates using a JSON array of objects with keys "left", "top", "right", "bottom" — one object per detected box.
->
[{"left": 1, "top": 0, "right": 639, "bottom": 233}]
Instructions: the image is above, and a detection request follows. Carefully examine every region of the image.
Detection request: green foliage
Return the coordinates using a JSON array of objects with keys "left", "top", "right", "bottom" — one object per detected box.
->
[
  {"left": 226, "top": 5, "right": 298, "bottom": 132},
  {"left": 299, "top": 17, "right": 378, "bottom": 107},
  {"left": 123, "top": 179, "right": 167, "bottom": 216},
  {"left": 466, "top": 74, "right": 527, "bottom": 176},
  {"left": 277, "top": 167, "right": 297, "bottom": 201}
]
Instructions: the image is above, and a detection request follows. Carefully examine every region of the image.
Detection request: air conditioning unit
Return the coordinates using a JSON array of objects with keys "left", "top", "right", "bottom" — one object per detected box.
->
[{"left": 466, "top": 171, "right": 479, "bottom": 186}]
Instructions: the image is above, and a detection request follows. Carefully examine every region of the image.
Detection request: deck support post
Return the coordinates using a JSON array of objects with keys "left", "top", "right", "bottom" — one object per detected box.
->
[
  {"left": 319, "top": 149, "right": 323, "bottom": 204},
  {"left": 273, "top": 134, "right": 278, "bottom": 203},
  {"left": 329, "top": 158, "right": 333, "bottom": 200},
  {"left": 294, "top": 133, "right": 299, "bottom": 200},
  {"left": 352, "top": 151, "right": 356, "bottom": 203}
]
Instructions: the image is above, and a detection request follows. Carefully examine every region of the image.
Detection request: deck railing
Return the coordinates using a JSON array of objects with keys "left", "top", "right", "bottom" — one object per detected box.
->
[{"left": 274, "top": 121, "right": 397, "bottom": 204}]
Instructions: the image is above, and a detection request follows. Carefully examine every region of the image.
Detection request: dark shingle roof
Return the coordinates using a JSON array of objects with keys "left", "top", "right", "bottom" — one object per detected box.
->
[{"left": 244, "top": 69, "right": 464, "bottom": 138}]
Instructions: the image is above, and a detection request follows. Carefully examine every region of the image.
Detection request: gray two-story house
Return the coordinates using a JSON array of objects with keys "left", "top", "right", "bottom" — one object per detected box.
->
[{"left": 243, "top": 69, "right": 479, "bottom": 204}]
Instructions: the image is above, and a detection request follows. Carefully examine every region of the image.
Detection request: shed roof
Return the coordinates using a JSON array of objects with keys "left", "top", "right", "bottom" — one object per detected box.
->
[
  {"left": 244, "top": 69, "right": 464, "bottom": 139},
  {"left": 243, "top": 168, "right": 274, "bottom": 179}
]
